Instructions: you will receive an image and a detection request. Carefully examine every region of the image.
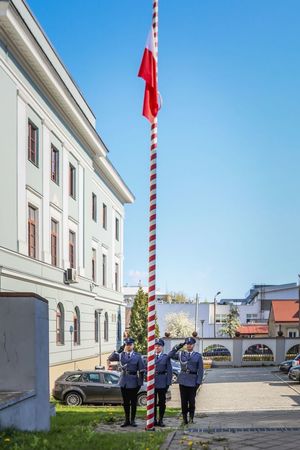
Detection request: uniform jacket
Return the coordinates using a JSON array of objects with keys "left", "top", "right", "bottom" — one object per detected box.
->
[
  {"left": 154, "top": 353, "right": 172, "bottom": 389},
  {"left": 168, "top": 348, "right": 203, "bottom": 387},
  {"left": 108, "top": 351, "right": 145, "bottom": 388}
]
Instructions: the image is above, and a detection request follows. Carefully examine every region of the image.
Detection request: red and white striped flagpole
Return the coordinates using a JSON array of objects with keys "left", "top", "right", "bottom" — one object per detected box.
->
[{"left": 146, "top": 0, "right": 159, "bottom": 431}]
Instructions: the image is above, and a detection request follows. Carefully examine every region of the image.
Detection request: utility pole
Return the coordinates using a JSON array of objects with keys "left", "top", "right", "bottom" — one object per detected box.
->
[{"left": 195, "top": 293, "right": 199, "bottom": 333}]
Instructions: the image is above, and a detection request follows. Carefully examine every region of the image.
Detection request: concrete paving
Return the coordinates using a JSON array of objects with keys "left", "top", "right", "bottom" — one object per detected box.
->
[{"left": 165, "top": 367, "right": 300, "bottom": 449}]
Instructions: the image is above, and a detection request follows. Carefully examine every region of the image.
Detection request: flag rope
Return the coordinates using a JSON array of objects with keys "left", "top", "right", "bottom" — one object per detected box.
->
[{"left": 146, "top": 0, "right": 158, "bottom": 431}]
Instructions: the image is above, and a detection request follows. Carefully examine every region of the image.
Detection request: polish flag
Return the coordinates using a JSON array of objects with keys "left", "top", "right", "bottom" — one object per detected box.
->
[{"left": 138, "top": 28, "right": 159, "bottom": 123}]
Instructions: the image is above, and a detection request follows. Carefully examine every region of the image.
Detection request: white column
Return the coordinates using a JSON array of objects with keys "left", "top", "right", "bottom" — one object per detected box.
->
[
  {"left": 78, "top": 163, "right": 85, "bottom": 275},
  {"left": 42, "top": 120, "right": 51, "bottom": 263},
  {"left": 17, "top": 92, "right": 27, "bottom": 255},
  {"left": 111, "top": 209, "right": 116, "bottom": 290},
  {"left": 62, "top": 144, "right": 69, "bottom": 268}
]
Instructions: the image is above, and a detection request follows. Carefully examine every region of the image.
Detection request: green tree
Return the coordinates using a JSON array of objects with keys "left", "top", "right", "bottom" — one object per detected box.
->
[
  {"left": 166, "top": 291, "right": 189, "bottom": 303},
  {"left": 218, "top": 306, "right": 240, "bottom": 337},
  {"left": 129, "top": 287, "right": 159, "bottom": 354}
]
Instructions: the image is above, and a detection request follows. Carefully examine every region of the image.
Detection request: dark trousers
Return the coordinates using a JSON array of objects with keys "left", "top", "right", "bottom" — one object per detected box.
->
[
  {"left": 154, "top": 388, "right": 167, "bottom": 421},
  {"left": 120, "top": 387, "right": 139, "bottom": 422},
  {"left": 179, "top": 385, "right": 197, "bottom": 418}
]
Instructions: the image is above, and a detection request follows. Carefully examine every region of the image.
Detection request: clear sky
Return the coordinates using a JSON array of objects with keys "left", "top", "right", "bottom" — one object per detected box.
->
[{"left": 27, "top": 0, "right": 300, "bottom": 301}]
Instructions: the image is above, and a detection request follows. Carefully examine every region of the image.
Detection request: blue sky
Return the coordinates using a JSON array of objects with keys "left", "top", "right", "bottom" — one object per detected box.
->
[{"left": 27, "top": 0, "right": 300, "bottom": 300}]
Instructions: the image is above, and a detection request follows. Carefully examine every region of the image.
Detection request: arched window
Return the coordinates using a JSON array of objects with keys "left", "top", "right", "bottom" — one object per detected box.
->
[
  {"left": 104, "top": 312, "right": 109, "bottom": 341},
  {"left": 74, "top": 307, "right": 80, "bottom": 345},
  {"left": 95, "top": 310, "right": 99, "bottom": 342},
  {"left": 56, "top": 303, "right": 64, "bottom": 345}
]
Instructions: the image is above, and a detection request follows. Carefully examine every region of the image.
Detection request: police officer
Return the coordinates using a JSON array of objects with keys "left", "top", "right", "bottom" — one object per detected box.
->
[
  {"left": 154, "top": 338, "right": 172, "bottom": 427},
  {"left": 168, "top": 337, "right": 203, "bottom": 424},
  {"left": 108, "top": 337, "right": 145, "bottom": 427}
]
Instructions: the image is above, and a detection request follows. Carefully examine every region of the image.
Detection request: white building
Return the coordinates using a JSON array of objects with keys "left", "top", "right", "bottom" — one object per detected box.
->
[{"left": 0, "top": 0, "right": 134, "bottom": 387}]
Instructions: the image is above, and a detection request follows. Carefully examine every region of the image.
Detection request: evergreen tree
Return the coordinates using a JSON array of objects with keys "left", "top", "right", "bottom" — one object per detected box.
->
[
  {"left": 129, "top": 287, "right": 159, "bottom": 354},
  {"left": 219, "top": 305, "right": 240, "bottom": 337}
]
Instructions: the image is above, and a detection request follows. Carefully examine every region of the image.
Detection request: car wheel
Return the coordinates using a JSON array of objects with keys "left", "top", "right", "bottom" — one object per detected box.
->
[
  {"left": 172, "top": 372, "right": 178, "bottom": 384},
  {"left": 137, "top": 393, "right": 147, "bottom": 407},
  {"left": 65, "top": 392, "right": 83, "bottom": 406}
]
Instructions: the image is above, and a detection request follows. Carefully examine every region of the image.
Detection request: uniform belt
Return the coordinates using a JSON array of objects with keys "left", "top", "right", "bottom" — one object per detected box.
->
[
  {"left": 123, "top": 370, "right": 137, "bottom": 375},
  {"left": 156, "top": 371, "right": 167, "bottom": 375},
  {"left": 182, "top": 370, "right": 197, "bottom": 374}
]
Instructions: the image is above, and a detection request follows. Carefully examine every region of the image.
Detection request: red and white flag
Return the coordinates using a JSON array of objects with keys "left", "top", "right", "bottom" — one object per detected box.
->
[{"left": 138, "top": 28, "right": 159, "bottom": 123}]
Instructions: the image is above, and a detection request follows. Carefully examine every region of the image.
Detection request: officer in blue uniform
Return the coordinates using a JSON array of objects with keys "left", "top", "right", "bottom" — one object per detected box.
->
[
  {"left": 154, "top": 338, "right": 172, "bottom": 427},
  {"left": 108, "top": 337, "right": 145, "bottom": 427},
  {"left": 168, "top": 337, "right": 203, "bottom": 424}
]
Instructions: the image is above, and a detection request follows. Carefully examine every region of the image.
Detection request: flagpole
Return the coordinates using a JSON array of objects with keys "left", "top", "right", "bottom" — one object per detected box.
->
[{"left": 146, "top": 0, "right": 158, "bottom": 431}]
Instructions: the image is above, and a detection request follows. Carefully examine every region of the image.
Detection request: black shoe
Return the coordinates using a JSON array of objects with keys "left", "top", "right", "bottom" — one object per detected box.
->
[
  {"left": 154, "top": 419, "right": 158, "bottom": 426},
  {"left": 120, "top": 421, "right": 130, "bottom": 428},
  {"left": 182, "top": 415, "right": 188, "bottom": 425},
  {"left": 130, "top": 421, "right": 138, "bottom": 427},
  {"left": 158, "top": 419, "right": 165, "bottom": 427}
]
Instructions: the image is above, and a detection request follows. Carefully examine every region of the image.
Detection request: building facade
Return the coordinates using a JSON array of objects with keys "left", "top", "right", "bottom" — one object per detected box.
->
[{"left": 0, "top": 0, "right": 134, "bottom": 387}]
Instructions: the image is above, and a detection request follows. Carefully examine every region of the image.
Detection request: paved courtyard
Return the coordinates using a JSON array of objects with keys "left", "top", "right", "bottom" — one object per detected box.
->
[{"left": 164, "top": 367, "right": 300, "bottom": 449}]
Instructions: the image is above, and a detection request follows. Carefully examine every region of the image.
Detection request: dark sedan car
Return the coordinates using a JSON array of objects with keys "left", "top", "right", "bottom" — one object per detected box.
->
[
  {"left": 278, "top": 359, "right": 294, "bottom": 373},
  {"left": 52, "top": 370, "right": 171, "bottom": 407},
  {"left": 288, "top": 366, "right": 300, "bottom": 382}
]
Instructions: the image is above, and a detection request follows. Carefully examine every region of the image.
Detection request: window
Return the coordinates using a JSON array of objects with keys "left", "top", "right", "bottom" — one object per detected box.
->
[
  {"left": 95, "top": 311, "right": 99, "bottom": 342},
  {"left": 115, "top": 217, "right": 119, "bottom": 241},
  {"left": 51, "top": 219, "right": 58, "bottom": 266},
  {"left": 246, "top": 314, "right": 258, "bottom": 323},
  {"left": 115, "top": 263, "right": 119, "bottom": 291},
  {"left": 65, "top": 373, "right": 82, "bottom": 382},
  {"left": 92, "top": 248, "right": 96, "bottom": 282},
  {"left": 69, "top": 163, "right": 76, "bottom": 199},
  {"left": 69, "top": 230, "right": 76, "bottom": 268},
  {"left": 102, "top": 254, "right": 107, "bottom": 287},
  {"left": 102, "top": 372, "right": 119, "bottom": 385},
  {"left": 103, "top": 203, "right": 107, "bottom": 229},
  {"left": 28, "top": 205, "right": 38, "bottom": 258},
  {"left": 117, "top": 311, "right": 122, "bottom": 343},
  {"left": 56, "top": 303, "right": 64, "bottom": 345},
  {"left": 51, "top": 145, "right": 59, "bottom": 184},
  {"left": 104, "top": 312, "right": 109, "bottom": 341},
  {"left": 92, "top": 193, "right": 97, "bottom": 221},
  {"left": 74, "top": 307, "right": 80, "bottom": 345},
  {"left": 215, "top": 314, "right": 227, "bottom": 323},
  {"left": 28, "top": 120, "right": 38, "bottom": 166},
  {"left": 288, "top": 330, "right": 297, "bottom": 338},
  {"left": 86, "top": 373, "right": 100, "bottom": 383}
]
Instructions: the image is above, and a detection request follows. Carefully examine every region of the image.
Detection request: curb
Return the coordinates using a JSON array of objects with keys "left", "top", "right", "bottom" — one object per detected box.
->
[{"left": 160, "top": 430, "right": 176, "bottom": 450}]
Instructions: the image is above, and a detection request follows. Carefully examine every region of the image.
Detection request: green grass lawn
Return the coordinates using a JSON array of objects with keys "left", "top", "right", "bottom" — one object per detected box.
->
[{"left": 0, "top": 405, "right": 180, "bottom": 450}]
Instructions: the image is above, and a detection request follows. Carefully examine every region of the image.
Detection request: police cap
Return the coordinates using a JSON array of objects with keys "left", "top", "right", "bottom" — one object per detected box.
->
[
  {"left": 124, "top": 337, "right": 135, "bottom": 345},
  {"left": 155, "top": 338, "right": 165, "bottom": 347},
  {"left": 185, "top": 337, "right": 196, "bottom": 345}
]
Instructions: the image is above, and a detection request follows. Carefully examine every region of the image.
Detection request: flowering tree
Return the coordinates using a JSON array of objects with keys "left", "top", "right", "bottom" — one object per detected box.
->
[{"left": 165, "top": 312, "right": 194, "bottom": 337}]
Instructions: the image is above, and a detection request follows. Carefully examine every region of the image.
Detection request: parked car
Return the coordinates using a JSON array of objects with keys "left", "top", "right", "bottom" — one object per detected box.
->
[
  {"left": 202, "top": 347, "right": 231, "bottom": 358},
  {"left": 288, "top": 365, "right": 300, "bottom": 382},
  {"left": 278, "top": 359, "right": 294, "bottom": 373},
  {"left": 291, "top": 354, "right": 300, "bottom": 367},
  {"left": 53, "top": 370, "right": 171, "bottom": 407},
  {"left": 107, "top": 356, "right": 181, "bottom": 384}
]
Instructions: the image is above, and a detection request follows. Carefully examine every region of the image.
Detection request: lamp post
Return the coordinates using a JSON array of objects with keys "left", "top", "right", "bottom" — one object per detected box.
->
[
  {"left": 214, "top": 291, "right": 221, "bottom": 338},
  {"left": 69, "top": 325, "right": 74, "bottom": 369},
  {"left": 96, "top": 308, "right": 103, "bottom": 366},
  {"left": 200, "top": 319, "right": 205, "bottom": 353},
  {"left": 195, "top": 293, "right": 199, "bottom": 333}
]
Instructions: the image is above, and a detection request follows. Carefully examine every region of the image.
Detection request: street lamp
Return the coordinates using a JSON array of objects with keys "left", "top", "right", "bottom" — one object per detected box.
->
[
  {"left": 200, "top": 319, "right": 205, "bottom": 353},
  {"left": 96, "top": 308, "right": 103, "bottom": 366},
  {"left": 214, "top": 291, "right": 221, "bottom": 338}
]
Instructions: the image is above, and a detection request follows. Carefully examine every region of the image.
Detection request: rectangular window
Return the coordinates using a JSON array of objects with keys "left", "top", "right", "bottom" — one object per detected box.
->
[
  {"left": 69, "top": 163, "right": 76, "bottom": 199},
  {"left": 115, "top": 263, "right": 119, "bottom": 291},
  {"left": 215, "top": 314, "right": 227, "bottom": 323},
  {"left": 102, "top": 254, "right": 107, "bottom": 287},
  {"left": 115, "top": 217, "right": 119, "bottom": 241},
  {"left": 28, "top": 205, "right": 38, "bottom": 258},
  {"left": 92, "top": 248, "right": 96, "bottom": 282},
  {"left": 92, "top": 193, "right": 97, "bottom": 222},
  {"left": 103, "top": 203, "right": 107, "bottom": 229},
  {"left": 51, "top": 219, "right": 58, "bottom": 266},
  {"left": 28, "top": 120, "right": 38, "bottom": 166},
  {"left": 51, "top": 145, "right": 59, "bottom": 184},
  {"left": 69, "top": 230, "right": 76, "bottom": 268},
  {"left": 288, "top": 330, "right": 297, "bottom": 338}
]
